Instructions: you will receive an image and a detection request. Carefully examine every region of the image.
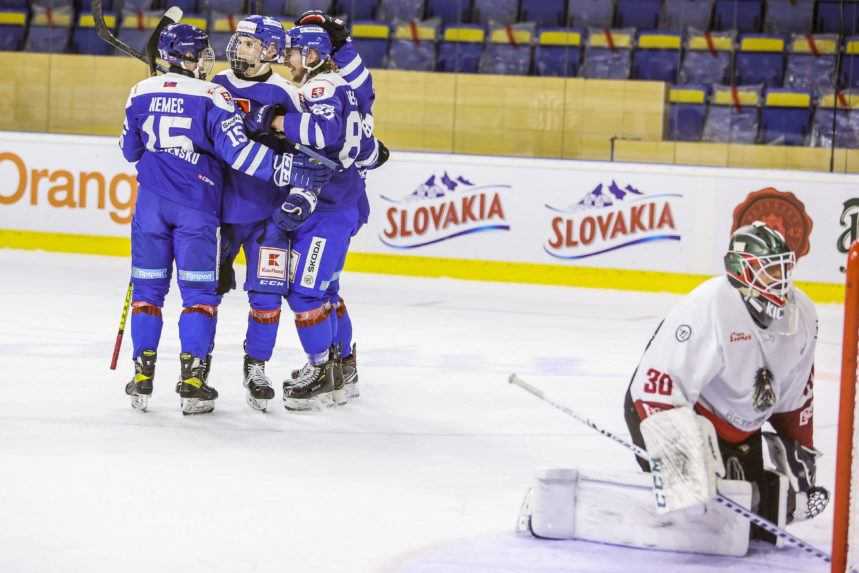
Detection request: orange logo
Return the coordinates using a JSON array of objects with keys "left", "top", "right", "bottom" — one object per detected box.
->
[{"left": 731, "top": 187, "right": 813, "bottom": 259}]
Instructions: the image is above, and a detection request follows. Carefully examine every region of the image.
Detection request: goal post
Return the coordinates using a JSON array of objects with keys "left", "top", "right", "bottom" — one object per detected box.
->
[{"left": 832, "top": 242, "right": 859, "bottom": 573}]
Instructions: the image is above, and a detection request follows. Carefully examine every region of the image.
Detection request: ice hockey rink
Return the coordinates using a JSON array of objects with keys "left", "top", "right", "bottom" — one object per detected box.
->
[{"left": 0, "top": 248, "right": 844, "bottom": 573}]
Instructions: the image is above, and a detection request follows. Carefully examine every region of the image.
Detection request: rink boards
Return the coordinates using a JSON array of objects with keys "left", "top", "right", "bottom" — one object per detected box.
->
[{"left": 0, "top": 130, "right": 856, "bottom": 302}]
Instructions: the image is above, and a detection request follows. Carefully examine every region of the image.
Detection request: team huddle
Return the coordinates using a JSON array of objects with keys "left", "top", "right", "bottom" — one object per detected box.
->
[{"left": 120, "top": 12, "right": 387, "bottom": 415}]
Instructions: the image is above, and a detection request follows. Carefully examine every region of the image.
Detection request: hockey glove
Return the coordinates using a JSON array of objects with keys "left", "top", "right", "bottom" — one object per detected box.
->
[
  {"left": 295, "top": 10, "right": 349, "bottom": 51},
  {"left": 372, "top": 139, "right": 390, "bottom": 170},
  {"left": 762, "top": 431, "right": 829, "bottom": 521},
  {"left": 244, "top": 104, "right": 285, "bottom": 138},
  {"left": 272, "top": 153, "right": 332, "bottom": 189},
  {"left": 274, "top": 188, "right": 319, "bottom": 232}
]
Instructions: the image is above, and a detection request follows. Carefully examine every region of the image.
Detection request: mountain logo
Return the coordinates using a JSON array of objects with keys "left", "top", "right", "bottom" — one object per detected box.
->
[
  {"left": 545, "top": 180, "right": 682, "bottom": 260},
  {"left": 379, "top": 172, "right": 510, "bottom": 249}
]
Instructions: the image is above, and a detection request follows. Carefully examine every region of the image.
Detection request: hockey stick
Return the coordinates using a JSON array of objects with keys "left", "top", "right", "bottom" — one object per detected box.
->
[
  {"left": 507, "top": 373, "right": 844, "bottom": 570},
  {"left": 109, "top": 281, "right": 133, "bottom": 370}
]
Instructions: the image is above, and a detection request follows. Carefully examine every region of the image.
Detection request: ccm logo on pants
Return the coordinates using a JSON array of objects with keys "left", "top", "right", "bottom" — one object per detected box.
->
[{"left": 301, "top": 237, "right": 327, "bottom": 288}]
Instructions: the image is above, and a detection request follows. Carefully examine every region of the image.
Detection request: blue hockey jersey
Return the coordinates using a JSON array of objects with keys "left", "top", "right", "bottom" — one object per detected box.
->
[
  {"left": 120, "top": 72, "right": 285, "bottom": 216},
  {"left": 334, "top": 40, "right": 375, "bottom": 117},
  {"left": 211, "top": 69, "right": 303, "bottom": 224}
]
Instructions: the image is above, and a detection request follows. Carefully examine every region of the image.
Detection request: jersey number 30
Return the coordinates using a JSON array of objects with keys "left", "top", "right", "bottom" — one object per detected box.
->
[{"left": 643, "top": 368, "right": 673, "bottom": 396}]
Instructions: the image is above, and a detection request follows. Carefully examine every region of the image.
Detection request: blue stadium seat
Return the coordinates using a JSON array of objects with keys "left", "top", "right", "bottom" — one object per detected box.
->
[
  {"left": 479, "top": 24, "right": 533, "bottom": 75},
  {"left": 668, "top": 84, "right": 708, "bottom": 141},
  {"left": 679, "top": 30, "right": 734, "bottom": 84},
  {"left": 210, "top": 13, "right": 240, "bottom": 60},
  {"left": 208, "top": 0, "right": 245, "bottom": 14},
  {"left": 842, "top": 36, "right": 859, "bottom": 88},
  {"left": 0, "top": 9, "right": 27, "bottom": 51},
  {"left": 79, "top": 0, "right": 115, "bottom": 9},
  {"left": 764, "top": 0, "right": 813, "bottom": 34},
  {"left": 425, "top": 0, "right": 471, "bottom": 25},
  {"left": 659, "top": 0, "right": 712, "bottom": 32},
  {"left": 712, "top": 0, "right": 763, "bottom": 33},
  {"left": 118, "top": 9, "right": 161, "bottom": 54},
  {"left": 473, "top": 0, "right": 518, "bottom": 26},
  {"left": 170, "top": 0, "right": 199, "bottom": 13},
  {"left": 73, "top": 11, "right": 116, "bottom": 55},
  {"left": 535, "top": 28, "right": 582, "bottom": 77},
  {"left": 285, "top": 0, "right": 333, "bottom": 17},
  {"left": 438, "top": 24, "right": 484, "bottom": 72},
  {"left": 633, "top": 31, "right": 682, "bottom": 82},
  {"left": 260, "top": 1, "right": 285, "bottom": 16},
  {"left": 520, "top": 0, "right": 566, "bottom": 27},
  {"left": 581, "top": 28, "right": 633, "bottom": 79},
  {"left": 117, "top": 0, "right": 153, "bottom": 10},
  {"left": 735, "top": 34, "right": 786, "bottom": 87},
  {"left": 702, "top": 84, "right": 762, "bottom": 144},
  {"left": 616, "top": 0, "right": 660, "bottom": 30},
  {"left": 568, "top": 0, "right": 613, "bottom": 28},
  {"left": 26, "top": 5, "right": 73, "bottom": 53},
  {"left": 816, "top": 0, "right": 859, "bottom": 34},
  {"left": 761, "top": 88, "right": 812, "bottom": 146},
  {"left": 0, "top": 0, "right": 29, "bottom": 8},
  {"left": 351, "top": 21, "right": 390, "bottom": 67},
  {"left": 30, "top": 0, "right": 73, "bottom": 8},
  {"left": 785, "top": 34, "right": 838, "bottom": 97},
  {"left": 336, "top": 0, "right": 376, "bottom": 21},
  {"left": 388, "top": 20, "right": 437, "bottom": 70},
  {"left": 811, "top": 90, "right": 859, "bottom": 148},
  {"left": 377, "top": 0, "right": 424, "bottom": 22}
]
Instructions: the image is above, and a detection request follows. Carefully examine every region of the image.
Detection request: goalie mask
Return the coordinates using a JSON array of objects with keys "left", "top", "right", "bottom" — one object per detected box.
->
[
  {"left": 226, "top": 15, "right": 286, "bottom": 79},
  {"left": 158, "top": 23, "right": 214, "bottom": 80},
  {"left": 724, "top": 221, "right": 797, "bottom": 332}
]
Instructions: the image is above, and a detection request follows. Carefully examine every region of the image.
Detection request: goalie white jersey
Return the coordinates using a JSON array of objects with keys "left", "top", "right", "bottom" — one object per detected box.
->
[{"left": 629, "top": 276, "right": 817, "bottom": 447}]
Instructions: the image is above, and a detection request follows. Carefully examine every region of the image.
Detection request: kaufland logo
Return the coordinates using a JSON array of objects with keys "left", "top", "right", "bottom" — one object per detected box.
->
[
  {"left": 545, "top": 180, "right": 681, "bottom": 259},
  {"left": 380, "top": 172, "right": 510, "bottom": 249}
]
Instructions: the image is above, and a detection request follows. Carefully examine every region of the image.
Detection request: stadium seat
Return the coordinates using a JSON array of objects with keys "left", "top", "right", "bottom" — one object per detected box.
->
[
  {"left": 535, "top": 28, "right": 582, "bottom": 77},
  {"left": 632, "top": 31, "right": 682, "bottom": 83},
  {"left": 285, "top": 0, "right": 333, "bottom": 17},
  {"left": 388, "top": 20, "right": 437, "bottom": 71},
  {"left": 668, "top": 84, "right": 708, "bottom": 141},
  {"left": 208, "top": 0, "right": 244, "bottom": 13},
  {"left": 337, "top": 0, "right": 376, "bottom": 21},
  {"left": 659, "top": 0, "right": 712, "bottom": 32},
  {"left": 568, "top": 0, "right": 613, "bottom": 28},
  {"left": 679, "top": 30, "right": 734, "bottom": 85},
  {"left": 785, "top": 34, "right": 838, "bottom": 96},
  {"left": 842, "top": 36, "right": 859, "bottom": 89},
  {"left": 350, "top": 21, "right": 390, "bottom": 67},
  {"left": 260, "top": 0, "right": 285, "bottom": 16},
  {"left": 79, "top": 0, "right": 114, "bottom": 9},
  {"left": 616, "top": 0, "right": 660, "bottom": 30},
  {"left": 816, "top": 0, "right": 859, "bottom": 34},
  {"left": 479, "top": 24, "right": 533, "bottom": 76},
  {"left": 30, "top": 0, "right": 73, "bottom": 8},
  {"left": 735, "top": 34, "right": 786, "bottom": 87},
  {"left": 119, "top": 10, "right": 161, "bottom": 54},
  {"left": 119, "top": 0, "right": 154, "bottom": 10},
  {"left": 520, "top": 0, "right": 566, "bottom": 27},
  {"left": 377, "top": 0, "right": 424, "bottom": 22},
  {"left": 210, "top": 13, "right": 240, "bottom": 60},
  {"left": 712, "top": 0, "right": 763, "bottom": 33},
  {"left": 170, "top": 0, "right": 199, "bottom": 13},
  {"left": 26, "top": 5, "right": 73, "bottom": 53},
  {"left": 761, "top": 88, "right": 812, "bottom": 146},
  {"left": 437, "top": 24, "right": 484, "bottom": 72},
  {"left": 811, "top": 90, "right": 859, "bottom": 148},
  {"left": 0, "top": 9, "right": 27, "bottom": 51},
  {"left": 425, "top": 0, "right": 471, "bottom": 25},
  {"left": 702, "top": 84, "right": 762, "bottom": 144},
  {"left": 764, "top": 0, "right": 814, "bottom": 34},
  {"left": 0, "top": 0, "right": 29, "bottom": 8},
  {"left": 73, "top": 11, "right": 116, "bottom": 55},
  {"left": 581, "top": 28, "right": 633, "bottom": 79},
  {"left": 473, "top": 0, "right": 518, "bottom": 26}
]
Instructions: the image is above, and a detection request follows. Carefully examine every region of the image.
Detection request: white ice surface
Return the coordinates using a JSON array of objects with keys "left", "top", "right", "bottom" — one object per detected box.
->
[{"left": 0, "top": 250, "right": 845, "bottom": 573}]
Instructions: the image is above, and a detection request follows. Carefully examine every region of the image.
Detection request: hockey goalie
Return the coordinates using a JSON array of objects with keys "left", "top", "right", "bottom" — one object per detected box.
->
[{"left": 518, "top": 222, "right": 829, "bottom": 557}]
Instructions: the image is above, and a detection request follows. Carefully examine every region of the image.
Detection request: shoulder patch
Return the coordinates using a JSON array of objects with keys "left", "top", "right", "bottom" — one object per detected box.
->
[
  {"left": 208, "top": 85, "right": 235, "bottom": 112},
  {"left": 303, "top": 79, "right": 336, "bottom": 102},
  {"left": 675, "top": 324, "right": 692, "bottom": 343}
]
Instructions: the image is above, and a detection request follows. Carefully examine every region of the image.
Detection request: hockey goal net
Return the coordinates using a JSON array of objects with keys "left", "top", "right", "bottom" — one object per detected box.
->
[{"left": 833, "top": 242, "right": 859, "bottom": 573}]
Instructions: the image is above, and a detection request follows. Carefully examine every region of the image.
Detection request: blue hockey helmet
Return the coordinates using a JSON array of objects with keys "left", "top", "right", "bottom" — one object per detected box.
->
[
  {"left": 286, "top": 25, "right": 333, "bottom": 72},
  {"left": 158, "top": 23, "right": 214, "bottom": 80},
  {"left": 226, "top": 15, "right": 286, "bottom": 77}
]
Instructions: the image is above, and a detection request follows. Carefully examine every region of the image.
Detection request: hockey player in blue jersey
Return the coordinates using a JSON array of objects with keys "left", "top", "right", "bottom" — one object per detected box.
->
[
  {"left": 246, "top": 24, "right": 385, "bottom": 410},
  {"left": 120, "top": 23, "right": 330, "bottom": 415}
]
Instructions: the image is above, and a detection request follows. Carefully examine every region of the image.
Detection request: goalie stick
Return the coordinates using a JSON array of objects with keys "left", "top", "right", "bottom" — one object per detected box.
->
[
  {"left": 90, "top": 1, "right": 338, "bottom": 170},
  {"left": 507, "top": 373, "right": 849, "bottom": 571}
]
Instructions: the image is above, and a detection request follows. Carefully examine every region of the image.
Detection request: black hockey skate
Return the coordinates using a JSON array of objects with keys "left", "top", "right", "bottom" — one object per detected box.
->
[
  {"left": 243, "top": 354, "right": 275, "bottom": 412},
  {"left": 176, "top": 353, "right": 218, "bottom": 415},
  {"left": 283, "top": 359, "right": 335, "bottom": 411},
  {"left": 341, "top": 343, "right": 359, "bottom": 400},
  {"left": 125, "top": 350, "right": 156, "bottom": 411}
]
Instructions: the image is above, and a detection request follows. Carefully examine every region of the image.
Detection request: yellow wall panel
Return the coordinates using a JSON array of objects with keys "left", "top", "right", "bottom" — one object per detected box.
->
[
  {"left": 0, "top": 52, "right": 50, "bottom": 132},
  {"left": 613, "top": 140, "right": 676, "bottom": 164},
  {"left": 674, "top": 142, "right": 729, "bottom": 167},
  {"left": 727, "top": 143, "right": 787, "bottom": 169}
]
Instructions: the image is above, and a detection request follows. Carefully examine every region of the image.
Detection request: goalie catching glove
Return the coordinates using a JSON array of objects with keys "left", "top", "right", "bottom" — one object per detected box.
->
[{"left": 762, "top": 432, "right": 829, "bottom": 522}]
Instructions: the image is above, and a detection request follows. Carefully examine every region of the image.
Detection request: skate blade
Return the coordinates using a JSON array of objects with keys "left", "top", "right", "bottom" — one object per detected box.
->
[
  {"left": 246, "top": 394, "right": 269, "bottom": 412},
  {"left": 130, "top": 394, "right": 150, "bottom": 412},
  {"left": 345, "top": 383, "right": 359, "bottom": 400},
  {"left": 516, "top": 487, "right": 535, "bottom": 536},
  {"left": 283, "top": 391, "right": 334, "bottom": 412},
  {"left": 333, "top": 387, "right": 348, "bottom": 406},
  {"left": 181, "top": 398, "right": 215, "bottom": 415}
]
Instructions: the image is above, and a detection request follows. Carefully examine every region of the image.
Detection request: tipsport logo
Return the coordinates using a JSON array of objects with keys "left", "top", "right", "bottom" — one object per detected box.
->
[
  {"left": 379, "top": 172, "right": 510, "bottom": 249},
  {"left": 544, "top": 180, "right": 681, "bottom": 260}
]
